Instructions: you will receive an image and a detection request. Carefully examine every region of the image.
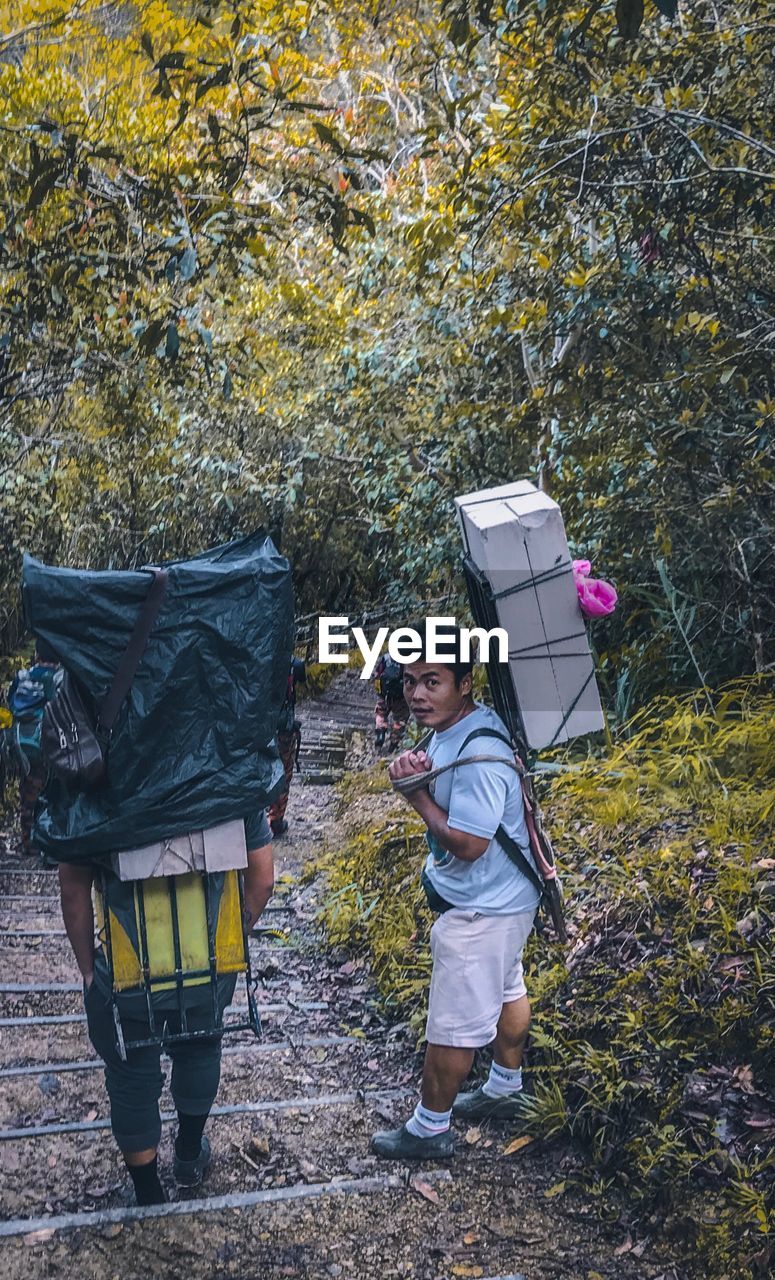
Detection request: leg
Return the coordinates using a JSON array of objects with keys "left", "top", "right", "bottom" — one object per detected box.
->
[
  {"left": 166, "top": 978, "right": 236, "bottom": 1185},
  {"left": 493, "top": 994, "right": 531, "bottom": 1070},
  {"left": 269, "top": 731, "right": 296, "bottom": 834},
  {"left": 421, "top": 1043, "right": 475, "bottom": 1112},
  {"left": 83, "top": 982, "right": 166, "bottom": 1203},
  {"left": 168, "top": 1037, "right": 220, "bottom": 1186},
  {"left": 372, "top": 911, "right": 496, "bottom": 1160},
  {"left": 387, "top": 696, "right": 408, "bottom": 751},
  {"left": 374, "top": 697, "right": 388, "bottom": 748},
  {"left": 453, "top": 912, "right": 536, "bottom": 1122}
]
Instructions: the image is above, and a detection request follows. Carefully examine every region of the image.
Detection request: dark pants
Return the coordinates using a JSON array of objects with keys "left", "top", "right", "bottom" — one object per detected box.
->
[
  {"left": 84, "top": 976, "right": 236, "bottom": 1154},
  {"left": 375, "top": 694, "right": 407, "bottom": 748},
  {"left": 268, "top": 728, "right": 299, "bottom": 826}
]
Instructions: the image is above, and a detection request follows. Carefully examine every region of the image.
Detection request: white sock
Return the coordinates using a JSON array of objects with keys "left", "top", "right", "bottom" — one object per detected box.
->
[
  {"left": 405, "top": 1101, "right": 452, "bottom": 1138},
  {"left": 482, "top": 1062, "right": 523, "bottom": 1099}
]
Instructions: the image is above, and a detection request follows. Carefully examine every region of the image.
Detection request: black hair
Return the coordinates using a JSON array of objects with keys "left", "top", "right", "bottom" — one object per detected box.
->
[{"left": 413, "top": 622, "right": 474, "bottom": 690}]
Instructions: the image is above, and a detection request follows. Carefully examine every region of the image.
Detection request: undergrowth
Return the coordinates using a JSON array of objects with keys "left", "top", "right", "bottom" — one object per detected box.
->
[
  {"left": 296, "top": 650, "right": 365, "bottom": 702},
  {"left": 319, "top": 678, "right": 775, "bottom": 1279}
]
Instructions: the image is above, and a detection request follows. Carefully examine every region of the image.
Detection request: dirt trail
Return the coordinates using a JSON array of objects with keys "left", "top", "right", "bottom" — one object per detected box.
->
[{"left": 0, "top": 670, "right": 683, "bottom": 1279}]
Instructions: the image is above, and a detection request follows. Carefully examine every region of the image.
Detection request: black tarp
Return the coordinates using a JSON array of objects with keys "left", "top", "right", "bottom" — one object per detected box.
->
[{"left": 23, "top": 531, "right": 294, "bottom": 863}]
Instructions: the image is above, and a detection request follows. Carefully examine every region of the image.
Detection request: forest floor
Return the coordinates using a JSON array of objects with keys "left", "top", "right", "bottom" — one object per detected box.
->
[{"left": 0, "top": 670, "right": 690, "bottom": 1279}]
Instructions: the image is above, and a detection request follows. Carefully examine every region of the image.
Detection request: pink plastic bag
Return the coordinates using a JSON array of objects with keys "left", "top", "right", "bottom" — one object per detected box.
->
[{"left": 572, "top": 559, "right": 618, "bottom": 619}]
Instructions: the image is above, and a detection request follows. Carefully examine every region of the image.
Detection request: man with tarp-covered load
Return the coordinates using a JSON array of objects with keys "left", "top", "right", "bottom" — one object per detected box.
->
[
  {"left": 371, "top": 624, "right": 542, "bottom": 1161},
  {"left": 59, "top": 815, "right": 274, "bottom": 1204},
  {"left": 25, "top": 532, "right": 295, "bottom": 1204}
]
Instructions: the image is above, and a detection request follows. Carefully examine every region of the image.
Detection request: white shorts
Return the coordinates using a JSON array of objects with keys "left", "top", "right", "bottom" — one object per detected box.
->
[{"left": 425, "top": 907, "right": 536, "bottom": 1048}]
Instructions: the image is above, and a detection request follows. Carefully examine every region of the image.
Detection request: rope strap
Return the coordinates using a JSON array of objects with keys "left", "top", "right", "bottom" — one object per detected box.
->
[{"left": 491, "top": 560, "right": 573, "bottom": 602}]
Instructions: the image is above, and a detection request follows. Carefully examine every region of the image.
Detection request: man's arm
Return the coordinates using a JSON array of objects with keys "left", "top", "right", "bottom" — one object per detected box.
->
[
  {"left": 243, "top": 843, "right": 274, "bottom": 930},
  {"left": 58, "top": 863, "right": 96, "bottom": 986},
  {"left": 409, "top": 789, "right": 489, "bottom": 862},
  {"left": 388, "top": 750, "right": 490, "bottom": 863}
]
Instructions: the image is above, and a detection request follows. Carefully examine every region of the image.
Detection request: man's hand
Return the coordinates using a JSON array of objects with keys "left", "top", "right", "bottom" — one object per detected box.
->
[{"left": 388, "top": 749, "right": 432, "bottom": 786}]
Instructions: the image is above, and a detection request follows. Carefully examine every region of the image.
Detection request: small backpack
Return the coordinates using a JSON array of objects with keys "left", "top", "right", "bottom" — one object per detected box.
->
[
  {"left": 7, "top": 665, "right": 59, "bottom": 774},
  {"left": 379, "top": 655, "right": 405, "bottom": 701}
]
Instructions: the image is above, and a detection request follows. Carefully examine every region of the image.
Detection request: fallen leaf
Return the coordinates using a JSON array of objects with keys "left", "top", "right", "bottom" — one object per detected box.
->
[
  {"left": 452, "top": 1267, "right": 483, "bottom": 1278},
  {"left": 756, "top": 858, "right": 775, "bottom": 869},
  {"left": 410, "top": 1178, "right": 440, "bottom": 1205},
  {"left": 731, "top": 1064, "right": 757, "bottom": 1094},
  {"left": 47, "top": 1156, "right": 57, "bottom": 1169},
  {"left": 84, "top": 1110, "right": 98, "bottom": 1122},
  {"left": 462, "top": 1232, "right": 480, "bottom": 1245},
  {"left": 24, "top": 1229, "right": 55, "bottom": 1245},
  {"left": 587, "top": 1272, "right": 605, "bottom": 1280},
  {"left": 247, "top": 1135, "right": 271, "bottom": 1161},
  {"left": 503, "top": 1135, "right": 533, "bottom": 1156},
  {"left": 544, "top": 1180, "right": 566, "bottom": 1198},
  {"left": 464, "top": 1126, "right": 482, "bottom": 1146},
  {"left": 615, "top": 1234, "right": 633, "bottom": 1256}
]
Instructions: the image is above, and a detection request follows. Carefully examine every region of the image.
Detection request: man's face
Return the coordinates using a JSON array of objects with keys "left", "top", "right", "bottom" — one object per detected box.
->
[{"left": 402, "top": 660, "right": 472, "bottom": 731}]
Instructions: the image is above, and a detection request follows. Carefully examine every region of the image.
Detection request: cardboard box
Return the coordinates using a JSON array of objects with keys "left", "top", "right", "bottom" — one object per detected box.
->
[
  {"left": 111, "top": 818, "right": 248, "bottom": 882},
  {"left": 455, "top": 480, "right": 605, "bottom": 749}
]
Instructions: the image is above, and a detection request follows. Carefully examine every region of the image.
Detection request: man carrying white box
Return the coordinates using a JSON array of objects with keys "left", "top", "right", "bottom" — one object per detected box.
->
[{"left": 371, "top": 624, "right": 542, "bottom": 1161}]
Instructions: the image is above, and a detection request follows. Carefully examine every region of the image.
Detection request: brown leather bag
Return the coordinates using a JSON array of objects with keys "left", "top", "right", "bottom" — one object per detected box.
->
[{"left": 41, "top": 568, "right": 167, "bottom": 788}]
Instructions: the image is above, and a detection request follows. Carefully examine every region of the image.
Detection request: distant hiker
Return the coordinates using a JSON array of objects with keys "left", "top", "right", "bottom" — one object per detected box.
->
[
  {"left": 373, "top": 652, "right": 408, "bottom": 752},
  {"left": 268, "top": 656, "right": 306, "bottom": 837},
  {"left": 6, "top": 646, "right": 59, "bottom": 855},
  {"left": 371, "top": 625, "right": 540, "bottom": 1161},
  {"left": 58, "top": 813, "right": 274, "bottom": 1205}
]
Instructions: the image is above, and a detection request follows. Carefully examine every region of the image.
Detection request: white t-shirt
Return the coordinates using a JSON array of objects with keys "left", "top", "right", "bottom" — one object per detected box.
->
[{"left": 422, "top": 703, "right": 541, "bottom": 917}]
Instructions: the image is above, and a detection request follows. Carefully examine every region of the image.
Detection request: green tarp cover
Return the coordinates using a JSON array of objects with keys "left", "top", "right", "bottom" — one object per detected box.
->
[{"left": 23, "top": 531, "right": 293, "bottom": 863}]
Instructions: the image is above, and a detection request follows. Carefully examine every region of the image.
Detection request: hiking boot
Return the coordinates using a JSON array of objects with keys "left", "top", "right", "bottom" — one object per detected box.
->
[
  {"left": 452, "top": 1086, "right": 531, "bottom": 1123},
  {"left": 271, "top": 819, "right": 288, "bottom": 838},
  {"left": 371, "top": 1124, "right": 455, "bottom": 1161},
  {"left": 174, "top": 1135, "right": 212, "bottom": 1188}
]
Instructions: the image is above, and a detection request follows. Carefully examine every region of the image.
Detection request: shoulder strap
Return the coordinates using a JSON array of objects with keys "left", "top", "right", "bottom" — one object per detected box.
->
[
  {"left": 98, "top": 567, "right": 168, "bottom": 733},
  {"left": 457, "top": 726, "right": 513, "bottom": 757},
  {"left": 495, "top": 823, "right": 544, "bottom": 898},
  {"left": 456, "top": 727, "right": 543, "bottom": 895}
]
